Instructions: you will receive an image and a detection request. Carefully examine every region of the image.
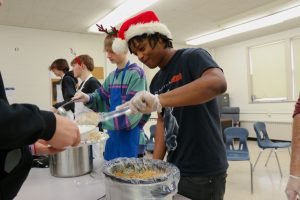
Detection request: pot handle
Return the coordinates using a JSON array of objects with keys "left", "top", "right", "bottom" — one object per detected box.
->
[{"left": 151, "top": 180, "right": 177, "bottom": 197}]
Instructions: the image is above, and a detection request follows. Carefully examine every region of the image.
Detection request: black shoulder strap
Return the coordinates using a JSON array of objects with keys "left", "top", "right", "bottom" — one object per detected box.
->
[{"left": 0, "top": 72, "right": 8, "bottom": 103}]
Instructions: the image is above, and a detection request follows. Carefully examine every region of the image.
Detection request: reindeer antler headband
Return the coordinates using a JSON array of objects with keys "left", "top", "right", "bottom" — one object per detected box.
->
[{"left": 96, "top": 24, "right": 118, "bottom": 37}]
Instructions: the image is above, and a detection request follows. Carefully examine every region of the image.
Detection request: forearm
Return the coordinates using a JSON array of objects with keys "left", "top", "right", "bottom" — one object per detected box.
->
[
  {"left": 0, "top": 101, "right": 56, "bottom": 148},
  {"left": 86, "top": 89, "right": 106, "bottom": 112},
  {"left": 290, "top": 114, "right": 300, "bottom": 176},
  {"left": 153, "top": 114, "right": 166, "bottom": 160},
  {"left": 159, "top": 68, "right": 226, "bottom": 107}
]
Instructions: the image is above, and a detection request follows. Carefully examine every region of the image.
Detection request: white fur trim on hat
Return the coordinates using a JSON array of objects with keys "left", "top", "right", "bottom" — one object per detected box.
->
[
  {"left": 112, "top": 38, "right": 128, "bottom": 54},
  {"left": 125, "top": 22, "right": 172, "bottom": 42}
]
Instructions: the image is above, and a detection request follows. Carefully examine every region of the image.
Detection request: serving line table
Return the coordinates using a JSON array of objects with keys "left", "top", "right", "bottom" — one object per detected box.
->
[{"left": 16, "top": 159, "right": 189, "bottom": 200}]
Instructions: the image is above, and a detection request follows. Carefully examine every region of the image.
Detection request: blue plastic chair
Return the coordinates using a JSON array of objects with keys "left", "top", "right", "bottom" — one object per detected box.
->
[
  {"left": 253, "top": 122, "right": 291, "bottom": 177},
  {"left": 224, "top": 127, "right": 253, "bottom": 193},
  {"left": 146, "top": 125, "right": 156, "bottom": 153}
]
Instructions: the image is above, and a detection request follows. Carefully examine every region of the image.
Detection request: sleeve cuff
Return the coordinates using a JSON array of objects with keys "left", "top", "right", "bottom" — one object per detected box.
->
[{"left": 39, "top": 111, "right": 56, "bottom": 140}]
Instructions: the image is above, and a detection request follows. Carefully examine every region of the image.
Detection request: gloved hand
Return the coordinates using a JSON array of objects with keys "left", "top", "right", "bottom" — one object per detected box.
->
[
  {"left": 72, "top": 91, "right": 90, "bottom": 103},
  {"left": 285, "top": 175, "right": 300, "bottom": 200},
  {"left": 117, "top": 91, "right": 162, "bottom": 114}
]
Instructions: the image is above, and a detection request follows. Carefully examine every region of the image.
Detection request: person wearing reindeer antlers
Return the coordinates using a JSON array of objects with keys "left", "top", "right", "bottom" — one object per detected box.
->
[
  {"left": 116, "top": 11, "right": 228, "bottom": 200},
  {"left": 73, "top": 25, "right": 150, "bottom": 160}
]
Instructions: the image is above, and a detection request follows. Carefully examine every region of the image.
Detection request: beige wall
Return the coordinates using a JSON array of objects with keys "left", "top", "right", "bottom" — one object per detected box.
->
[
  {"left": 0, "top": 25, "right": 106, "bottom": 110},
  {"left": 213, "top": 26, "right": 300, "bottom": 125},
  {"left": 2, "top": 24, "right": 299, "bottom": 140},
  {"left": 0, "top": 24, "right": 191, "bottom": 112}
]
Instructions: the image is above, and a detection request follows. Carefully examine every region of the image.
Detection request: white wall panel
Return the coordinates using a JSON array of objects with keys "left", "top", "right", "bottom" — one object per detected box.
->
[{"left": 0, "top": 25, "right": 105, "bottom": 110}]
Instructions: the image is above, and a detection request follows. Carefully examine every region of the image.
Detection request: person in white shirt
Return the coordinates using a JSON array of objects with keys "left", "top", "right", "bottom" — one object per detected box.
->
[{"left": 70, "top": 54, "right": 102, "bottom": 119}]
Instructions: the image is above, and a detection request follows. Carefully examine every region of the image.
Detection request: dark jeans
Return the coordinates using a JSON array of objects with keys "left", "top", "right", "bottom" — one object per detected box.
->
[{"left": 178, "top": 173, "right": 227, "bottom": 200}]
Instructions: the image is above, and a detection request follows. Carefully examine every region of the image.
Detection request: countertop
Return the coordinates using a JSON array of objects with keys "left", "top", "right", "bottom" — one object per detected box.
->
[{"left": 16, "top": 159, "right": 190, "bottom": 200}]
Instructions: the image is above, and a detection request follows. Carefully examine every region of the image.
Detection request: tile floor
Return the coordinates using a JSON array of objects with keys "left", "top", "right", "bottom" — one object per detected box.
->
[
  {"left": 224, "top": 140, "right": 290, "bottom": 200},
  {"left": 146, "top": 140, "right": 290, "bottom": 200}
]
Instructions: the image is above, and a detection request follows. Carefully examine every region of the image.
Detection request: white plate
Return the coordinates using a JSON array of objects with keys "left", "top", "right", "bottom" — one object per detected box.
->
[
  {"left": 80, "top": 132, "right": 109, "bottom": 145},
  {"left": 78, "top": 125, "right": 97, "bottom": 135},
  {"left": 78, "top": 125, "right": 97, "bottom": 140}
]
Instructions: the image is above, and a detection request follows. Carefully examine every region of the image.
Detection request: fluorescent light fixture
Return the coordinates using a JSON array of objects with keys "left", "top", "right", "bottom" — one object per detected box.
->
[
  {"left": 88, "top": 0, "right": 158, "bottom": 33},
  {"left": 186, "top": 5, "right": 300, "bottom": 45}
]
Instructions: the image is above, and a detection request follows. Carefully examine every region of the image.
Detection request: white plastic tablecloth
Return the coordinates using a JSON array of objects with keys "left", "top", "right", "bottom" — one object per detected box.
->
[{"left": 16, "top": 159, "right": 190, "bottom": 200}]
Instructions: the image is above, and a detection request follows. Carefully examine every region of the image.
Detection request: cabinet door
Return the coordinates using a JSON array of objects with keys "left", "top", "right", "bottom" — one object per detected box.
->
[{"left": 51, "top": 78, "right": 60, "bottom": 105}]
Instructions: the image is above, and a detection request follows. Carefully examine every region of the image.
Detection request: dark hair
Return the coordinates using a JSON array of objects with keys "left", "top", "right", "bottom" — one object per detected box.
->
[
  {"left": 128, "top": 33, "right": 173, "bottom": 54},
  {"left": 49, "top": 59, "right": 69, "bottom": 73},
  {"left": 70, "top": 54, "right": 94, "bottom": 71}
]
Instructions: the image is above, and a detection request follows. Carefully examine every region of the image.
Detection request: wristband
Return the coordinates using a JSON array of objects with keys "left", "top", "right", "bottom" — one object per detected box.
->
[
  {"left": 29, "top": 144, "right": 36, "bottom": 155},
  {"left": 87, "top": 94, "right": 92, "bottom": 104},
  {"left": 33, "top": 143, "right": 37, "bottom": 155},
  {"left": 290, "top": 175, "right": 300, "bottom": 179}
]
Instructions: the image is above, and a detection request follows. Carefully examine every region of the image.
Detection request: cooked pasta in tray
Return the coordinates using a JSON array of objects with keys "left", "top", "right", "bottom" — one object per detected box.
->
[
  {"left": 113, "top": 169, "right": 163, "bottom": 179},
  {"left": 103, "top": 158, "right": 180, "bottom": 184}
]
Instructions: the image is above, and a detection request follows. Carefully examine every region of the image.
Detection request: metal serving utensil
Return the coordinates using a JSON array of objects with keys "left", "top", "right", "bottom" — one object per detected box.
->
[
  {"left": 57, "top": 87, "right": 84, "bottom": 116},
  {"left": 99, "top": 106, "right": 131, "bottom": 122},
  {"left": 57, "top": 99, "right": 75, "bottom": 116}
]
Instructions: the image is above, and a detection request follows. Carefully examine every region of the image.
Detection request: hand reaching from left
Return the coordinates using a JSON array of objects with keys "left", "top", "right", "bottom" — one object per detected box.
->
[
  {"left": 47, "top": 114, "right": 81, "bottom": 149},
  {"left": 34, "top": 140, "right": 65, "bottom": 155}
]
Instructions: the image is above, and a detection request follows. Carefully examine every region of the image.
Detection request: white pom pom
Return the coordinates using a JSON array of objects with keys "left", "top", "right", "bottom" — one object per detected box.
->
[{"left": 112, "top": 38, "right": 128, "bottom": 54}]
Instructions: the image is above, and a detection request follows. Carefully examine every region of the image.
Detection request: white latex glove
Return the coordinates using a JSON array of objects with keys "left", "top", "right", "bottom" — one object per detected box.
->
[
  {"left": 72, "top": 91, "right": 90, "bottom": 103},
  {"left": 117, "top": 91, "right": 162, "bottom": 114},
  {"left": 285, "top": 175, "right": 300, "bottom": 200}
]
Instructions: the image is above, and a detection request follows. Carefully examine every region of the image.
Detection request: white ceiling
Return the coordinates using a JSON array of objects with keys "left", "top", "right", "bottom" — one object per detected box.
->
[{"left": 0, "top": 0, "right": 300, "bottom": 48}]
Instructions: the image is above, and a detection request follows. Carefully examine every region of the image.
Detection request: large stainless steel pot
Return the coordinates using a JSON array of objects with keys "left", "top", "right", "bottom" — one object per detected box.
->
[
  {"left": 49, "top": 145, "right": 93, "bottom": 177},
  {"left": 103, "top": 158, "right": 180, "bottom": 200}
]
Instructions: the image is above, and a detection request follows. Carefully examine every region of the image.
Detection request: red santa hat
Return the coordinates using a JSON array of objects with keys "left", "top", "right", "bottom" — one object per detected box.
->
[{"left": 112, "top": 10, "right": 172, "bottom": 54}]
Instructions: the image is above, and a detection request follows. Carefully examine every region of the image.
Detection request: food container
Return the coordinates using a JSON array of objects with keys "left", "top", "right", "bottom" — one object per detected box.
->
[
  {"left": 78, "top": 125, "right": 98, "bottom": 140},
  {"left": 49, "top": 127, "right": 109, "bottom": 178},
  {"left": 49, "top": 144, "right": 93, "bottom": 177},
  {"left": 103, "top": 158, "right": 180, "bottom": 200}
]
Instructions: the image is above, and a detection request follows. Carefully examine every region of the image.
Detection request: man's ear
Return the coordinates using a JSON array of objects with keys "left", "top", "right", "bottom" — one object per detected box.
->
[
  {"left": 80, "top": 63, "right": 86, "bottom": 70},
  {"left": 157, "top": 38, "right": 166, "bottom": 47}
]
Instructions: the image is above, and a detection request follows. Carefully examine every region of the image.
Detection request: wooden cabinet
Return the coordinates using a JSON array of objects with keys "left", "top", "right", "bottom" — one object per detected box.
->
[
  {"left": 91, "top": 67, "right": 104, "bottom": 80},
  {"left": 51, "top": 78, "right": 61, "bottom": 105},
  {"left": 50, "top": 67, "right": 104, "bottom": 105}
]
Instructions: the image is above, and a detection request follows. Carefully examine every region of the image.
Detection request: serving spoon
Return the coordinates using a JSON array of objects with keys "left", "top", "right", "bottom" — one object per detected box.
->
[
  {"left": 56, "top": 99, "right": 75, "bottom": 116},
  {"left": 57, "top": 87, "right": 84, "bottom": 116}
]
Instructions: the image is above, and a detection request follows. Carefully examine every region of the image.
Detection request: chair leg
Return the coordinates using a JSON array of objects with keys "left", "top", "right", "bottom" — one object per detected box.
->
[
  {"left": 274, "top": 149, "right": 283, "bottom": 178},
  {"left": 265, "top": 149, "right": 273, "bottom": 167},
  {"left": 253, "top": 150, "right": 263, "bottom": 170},
  {"left": 250, "top": 161, "right": 253, "bottom": 194}
]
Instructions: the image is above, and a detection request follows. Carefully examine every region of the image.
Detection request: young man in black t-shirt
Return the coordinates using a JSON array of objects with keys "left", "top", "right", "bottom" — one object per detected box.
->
[{"left": 116, "top": 11, "right": 228, "bottom": 200}]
